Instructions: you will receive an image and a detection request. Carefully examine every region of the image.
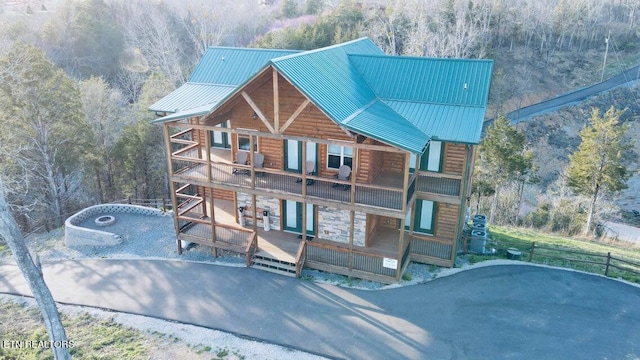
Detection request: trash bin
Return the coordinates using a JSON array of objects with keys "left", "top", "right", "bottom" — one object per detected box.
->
[
  {"left": 263, "top": 210, "right": 270, "bottom": 231},
  {"left": 238, "top": 206, "right": 245, "bottom": 227}
]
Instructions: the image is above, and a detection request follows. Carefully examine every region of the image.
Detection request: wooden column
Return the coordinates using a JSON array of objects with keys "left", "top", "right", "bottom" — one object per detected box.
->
[
  {"left": 350, "top": 146, "right": 358, "bottom": 205},
  {"left": 210, "top": 189, "right": 218, "bottom": 257},
  {"left": 252, "top": 194, "right": 258, "bottom": 235},
  {"left": 249, "top": 135, "right": 256, "bottom": 190},
  {"left": 301, "top": 141, "right": 307, "bottom": 197},
  {"left": 273, "top": 68, "right": 279, "bottom": 133},
  {"left": 163, "top": 123, "right": 181, "bottom": 255},
  {"left": 401, "top": 152, "right": 411, "bottom": 214},
  {"left": 204, "top": 127, "right": 212, "bottom": 182},
  {"left": 396, "top": 218, "right": 406, "bottom": 281},
  {"left": 348, "top": 210, "right": 354, "bottom": 272}
]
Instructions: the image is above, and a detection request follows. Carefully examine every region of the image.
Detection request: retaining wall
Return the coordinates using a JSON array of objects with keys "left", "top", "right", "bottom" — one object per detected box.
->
[{"left": 65, "top": 204, "right": 167, "bottom": 247}]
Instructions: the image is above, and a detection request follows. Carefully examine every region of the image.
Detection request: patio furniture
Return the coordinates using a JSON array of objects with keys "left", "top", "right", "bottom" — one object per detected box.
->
[
  {"left": 297, "top": 161, "right": 316, "bottom": 185},
  {"left": 331, "top": 164, "right": 351, "bottom": 190},
  {"left": 254, "top": 152, "right": 265, "bottom": 177},
  {"left": 232, "top": 151, "right": 248, "bottom": 174}
]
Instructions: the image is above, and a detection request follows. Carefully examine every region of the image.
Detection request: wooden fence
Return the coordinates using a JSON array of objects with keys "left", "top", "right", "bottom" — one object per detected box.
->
[{"left": 528, "top": 241, "right": 640, "bottom": 281}]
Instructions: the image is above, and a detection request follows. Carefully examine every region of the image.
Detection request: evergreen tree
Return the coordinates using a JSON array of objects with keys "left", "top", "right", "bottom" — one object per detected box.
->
[
  {"left": 567, "top": 106, "right": 633, "bottom": 236},
  {"left": 479, "top": 116, "right": 534, "bottom": 224}
]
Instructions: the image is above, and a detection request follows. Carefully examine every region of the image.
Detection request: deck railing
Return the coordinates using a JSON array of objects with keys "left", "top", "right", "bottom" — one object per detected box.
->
[
  {"left": 306, "top": 241, "right": 398, "bottom": 283},
  {"left": 410, "top": 234, "right": 454, "bottom": 263},
  {"left": 295, "top": 240, "right": 307, "bottom": 277},
  {"left": 417, "top": 173, "right": 461, "bottom": 197}
]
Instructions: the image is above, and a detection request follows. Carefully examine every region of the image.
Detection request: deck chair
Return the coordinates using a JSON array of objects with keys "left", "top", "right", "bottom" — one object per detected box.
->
[
  {"left": 232, "top": 151, "right": 248, "bottom": 174},
  {"left": 305, "top": 161, "right": 316, "bottom": 185},
  {"left": 253, "top": 152, "right": 265, "bottom": 177},
  {"left": 331, "top": 164, "right": 351, "bottom": 190}
]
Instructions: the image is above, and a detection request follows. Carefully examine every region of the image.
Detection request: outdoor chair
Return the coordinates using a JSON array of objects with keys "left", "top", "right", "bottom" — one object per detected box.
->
[
  {"left": 296, "top": 161, "right": 316, "bottom": 185},
  {"left": 331, "top": 164, "right": 351, "bottom": 190},
  {"left": 232, "top": 151, "right": 248, "bottom": 174},
  {"left": 254, "top": 152, "right": 265, "bottom": 177}
]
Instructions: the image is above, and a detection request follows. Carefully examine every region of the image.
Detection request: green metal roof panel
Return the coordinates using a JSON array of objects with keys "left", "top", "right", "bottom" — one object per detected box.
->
[
  {"left": 349, "top": 55, "right": 493, "bottom": 106},
  {"left": 385, "top": 100, "right": 486, "bottom": 144},
  {"left": 151, "top": 103, "right": 216, "bottom": 123},
  {"left": 189, "top": 47, "right": 298, "bottom": 85},
  {"left": 272, "top": 40, "right": 378, "bottom": 122},
  {"left": 148, "top": 83, "right": 235, "bottom": 113},
  {"left": 343, "top": 100, "right": 428, "bottom": 154}
]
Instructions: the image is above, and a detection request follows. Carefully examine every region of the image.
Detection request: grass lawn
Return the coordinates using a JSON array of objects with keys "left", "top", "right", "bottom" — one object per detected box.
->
[{"left": 465, "top": 225, "right": 640, "bottom": 284}]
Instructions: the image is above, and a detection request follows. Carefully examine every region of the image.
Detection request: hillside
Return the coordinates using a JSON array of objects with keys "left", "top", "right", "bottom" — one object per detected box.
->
[{"left": 515, "top": 83, "right": 640, "bottom": 220}]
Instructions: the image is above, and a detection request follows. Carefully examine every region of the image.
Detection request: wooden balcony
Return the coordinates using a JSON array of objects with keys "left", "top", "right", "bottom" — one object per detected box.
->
[{"left": 170, "top": 148, "right": 414, "bottom": 216}]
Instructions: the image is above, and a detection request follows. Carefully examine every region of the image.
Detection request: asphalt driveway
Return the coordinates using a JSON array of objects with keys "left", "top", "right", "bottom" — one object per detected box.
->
[{"left": 0, "top": 260, "right": 638, "bottom": 359}]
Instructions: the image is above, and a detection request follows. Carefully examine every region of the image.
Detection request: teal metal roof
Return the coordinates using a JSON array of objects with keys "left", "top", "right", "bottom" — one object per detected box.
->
[
  {"left": 148, "top": 83, "right": 234, "bottom": 113},
  {"left": 343, "top": 100, "right": 428, "bottom": 153},
  {"left": 189, "top": 47, "right": 298, "bottom": 84},
  {"left": 271, "top": 39, "right": 379, "bottom": 122},
  {"left": 150, "top": 37, "right": 493, "bottom": 153},
  {"left": 385, "top": 101, "right": 486, "bottom": 144},
  {"left": 349, "top": 54, "right": 493, "bottom": 105},
  {"left": 149, "top": 47, "right": 297, "bottom": 113}
]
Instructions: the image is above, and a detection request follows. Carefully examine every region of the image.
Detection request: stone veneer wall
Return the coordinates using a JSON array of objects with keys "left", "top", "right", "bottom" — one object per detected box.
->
[
  {"left": 236, "top": 193, "right": 281, "bottom": 231},
  {"left": 65, "top": 204, "right": 167, "bottom": 247},
  {"left": 317, "top": 206, "right": 366, "bottom": 246}
]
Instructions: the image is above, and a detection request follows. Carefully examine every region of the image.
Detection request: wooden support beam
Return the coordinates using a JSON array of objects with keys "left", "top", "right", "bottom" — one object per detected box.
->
[
  {"left": 302, "top": 141, "right": 307, "bottom": 198},
  {"left": 273, "top": 68, "right": 279, "bottom": 133},
  {"left": 204, "top": 128, "right": 212, "bottom": 182},
  {"left": 402, "top": 152, "right": 411, "bottom": 213},
  {"left": 163, "top": 123, "right": 182, "bottom": 255},
  {"left": 279, "top": 99, "right": 310, "bottom": 133},
  {"left": 348, "top": 210, "right": 354, "bottom": 271},
  {"left": 396, "top": 218, "right": 406, "bottom": 281},
  {"left": 241, "top": 91, "right": 275, "bottom": 134}
]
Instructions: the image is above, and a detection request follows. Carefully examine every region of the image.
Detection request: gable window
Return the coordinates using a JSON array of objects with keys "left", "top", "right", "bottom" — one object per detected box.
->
[
  {"left": 410, "top": 140, "right": 443, "bottom": 173},
  {"left": 237, "top": 129, "right": 257, "bottom": 151},
  {"left": 327, "top": 144, "right": 353, "bottom": 169}
]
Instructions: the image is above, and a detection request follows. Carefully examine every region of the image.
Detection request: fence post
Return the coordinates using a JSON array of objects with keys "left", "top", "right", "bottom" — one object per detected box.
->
[
  {"left": 605, "top": 252, "right": 611, "bottom": 276},
  {"left": 529, "top": 241, "right": 535, "bottom": 262}
]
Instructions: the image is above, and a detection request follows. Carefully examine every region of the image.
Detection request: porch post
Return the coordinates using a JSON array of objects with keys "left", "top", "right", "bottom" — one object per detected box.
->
[
  {"left": 350, "top": 145, "right": 358, "bottom": 205},
  {"left": 396, "top": 218, "right": 406, "bottom": 281},
  {"left": 301, "top": 201, "right": 307, "bottom": 241},
  {"left": 210, "top": 188, "right": 217, "bottom": 257},
  {"left": 204, "top": 127, "right": 212, "bottom": 182},
  {"left": 302, "top": 141, "right": 307, "bottom": 197},
  {"left": 402, "top": 152, "right": 411, "bottom": 213},
  {"left": 273, "top": 68, "right": 280, "bottom": 133},
  {"left": 249, "top": 135, "right": 256, "bottom": 191},
  {"left": 348, "top": 210, "right": 354, "bottom": 272},
  {"left": 163, "top": 123, "right": 181, "bottom": 255}
]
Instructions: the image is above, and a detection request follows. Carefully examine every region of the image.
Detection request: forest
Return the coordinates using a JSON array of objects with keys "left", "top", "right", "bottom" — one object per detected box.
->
[{"left": 0, "top": 0, "right": 638, "bottom": 234}]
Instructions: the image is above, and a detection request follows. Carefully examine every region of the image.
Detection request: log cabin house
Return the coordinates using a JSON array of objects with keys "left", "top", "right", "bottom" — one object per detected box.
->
[{"left": 150, "top": 38, "right": 493, "bottom": 283}]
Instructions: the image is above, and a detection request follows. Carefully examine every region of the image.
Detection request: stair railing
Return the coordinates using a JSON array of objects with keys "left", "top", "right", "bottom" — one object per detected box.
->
[
  {"left": 245, "top": 232, "right": 258, "bottom": 267},
  {"left": 295, "top": 240, "right": 307, "bottom": 277}
]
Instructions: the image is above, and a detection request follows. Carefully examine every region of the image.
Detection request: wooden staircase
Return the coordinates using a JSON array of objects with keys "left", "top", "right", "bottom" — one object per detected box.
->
[
  {"left": 250, "top": 240, "right": 306, "bottom": 278},
  {"left": 251, "top": 251, "right": 298, "bottom": 277}
]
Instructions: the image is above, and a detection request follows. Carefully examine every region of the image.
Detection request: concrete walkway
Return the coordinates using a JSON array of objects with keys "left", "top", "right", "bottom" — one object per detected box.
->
[{"left": 1, "top": 260, "right": 639, "bottom": 359}]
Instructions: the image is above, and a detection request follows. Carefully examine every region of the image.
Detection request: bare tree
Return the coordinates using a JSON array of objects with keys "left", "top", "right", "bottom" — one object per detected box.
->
[{"left": 0, "top": 179, "right": 70, "bottom": 360}]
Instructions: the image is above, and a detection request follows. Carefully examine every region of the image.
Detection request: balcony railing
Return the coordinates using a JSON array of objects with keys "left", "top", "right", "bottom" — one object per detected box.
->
[{"left": 416, "top": 172, "right": 461, "bottom": 197}]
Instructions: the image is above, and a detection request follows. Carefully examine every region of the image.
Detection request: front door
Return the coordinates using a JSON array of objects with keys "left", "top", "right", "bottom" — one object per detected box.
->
[
  {"left": 284, "top": 140, "right": 317, "bottom": 174},
  {"left": 283, "top": 200, "right": 315, "bottom": 236}
]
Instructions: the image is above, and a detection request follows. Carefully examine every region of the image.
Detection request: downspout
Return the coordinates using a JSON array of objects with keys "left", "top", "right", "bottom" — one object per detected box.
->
[{"left": 452, "top": 144, "right": 472, "bottom": 264}]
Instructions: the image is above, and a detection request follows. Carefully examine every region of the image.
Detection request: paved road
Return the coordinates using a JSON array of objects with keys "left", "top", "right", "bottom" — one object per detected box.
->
[
  {"left": 1, "top": 260, "right": 639, "bottom": 359},
  {"left": 484, "top": 64, "right": 640, "bottom": 128}
]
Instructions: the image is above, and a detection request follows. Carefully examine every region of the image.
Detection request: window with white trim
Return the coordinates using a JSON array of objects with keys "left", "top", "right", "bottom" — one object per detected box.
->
[
  {"left": 327, "top": 144, "right": 353, "bottom": 169},
  {"left": 237, "top": 129, "right": 257, "bottom": 151}
]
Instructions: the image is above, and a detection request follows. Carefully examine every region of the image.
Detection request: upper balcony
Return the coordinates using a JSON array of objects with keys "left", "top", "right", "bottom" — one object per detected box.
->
[{"left": 168, "top": 127, "right": 464, "bottom": 216}]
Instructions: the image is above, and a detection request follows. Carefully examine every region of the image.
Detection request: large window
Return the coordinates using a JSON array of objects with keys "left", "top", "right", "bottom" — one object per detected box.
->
[
  {"left": 405, "top": 200, "right": 436, "bottom": 235},
  {"left": 410, "top": 140, "right": 442, "bottom": 172},
  {"left": 327, "top": 144, "right": 353, "bottom": 169}
]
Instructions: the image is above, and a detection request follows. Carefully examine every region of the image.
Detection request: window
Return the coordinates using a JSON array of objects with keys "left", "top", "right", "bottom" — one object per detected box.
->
[
  {"left": 237, "top": 130, "right": 257, "bottom": 151},
  {"left": 405, "top": 200, "right": 436, "bottom": 235},
  {"left": 211, "top": 120, "right": 230, "bottom": 149},
  {"left": 327, "top": 144, "right": 353, "bottom": 169},
  {"left": 410, "top": 140, "right": 443, "bottom": 172}
]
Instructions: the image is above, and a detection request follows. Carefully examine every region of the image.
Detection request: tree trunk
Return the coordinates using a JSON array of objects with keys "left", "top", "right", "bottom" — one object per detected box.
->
[
  {"left": 584, "top": 184, "right": 599, "bottom": 237},
  {"left": 489, "top": 184, "right": 500, "bottom": 225},
  {"left": 0, "top": 181, "right": 70, "bottom": 360}
]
